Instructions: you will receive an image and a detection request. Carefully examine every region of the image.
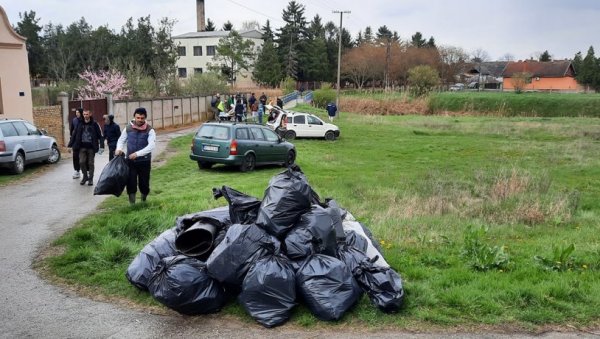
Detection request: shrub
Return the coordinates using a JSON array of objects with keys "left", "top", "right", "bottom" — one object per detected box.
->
[
  {"left": 461, "top": 226, "right": 510, "bottom": 271},
  {"left": 183, "top": 72, "right": 229, "bottom": 96},
  {"left": 407, "top": 65, "right": 440, "bottom": 97},
  {"left": 312, "top": 87, "right": 336, "bottom": 108},
  {"left": 281, "top": 76, "right": 296, "bottom": 95}
]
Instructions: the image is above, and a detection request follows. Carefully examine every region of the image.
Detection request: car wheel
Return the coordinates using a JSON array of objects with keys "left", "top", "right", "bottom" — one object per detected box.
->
[
  {"left": 284, "top": 130, "right": 296, "bottom": 140},
  {"left": 46, "top": 145, "right": 61, "bottom": 164},
  {"left": 284, "top": 150, "right": 296, "bottom": 167},
  {"left": 325, "top": 131, "right": 336, "bottom": 141},
  {"left": 12, "top": 152, "right": 25, "bottom": 174},
  {"left": 198, "top": 161, "right": 213, "bottom": 170},
  {"left": 240, "top": 153, "right": 256, "bottom": 172}
]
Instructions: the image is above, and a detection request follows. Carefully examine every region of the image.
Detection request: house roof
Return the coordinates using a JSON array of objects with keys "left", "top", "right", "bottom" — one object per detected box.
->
[
  {"left": 173, "top": 29, "right": 263, "bottom": 40},
  {"left": 464, "top": 62, "right": 508, "bottom": 77},
  {"left": 503, "top": 60, "right": 574, "bottom": 78},
  {"left": 0, "top": 5, "right": 27, "bottom": 43}
]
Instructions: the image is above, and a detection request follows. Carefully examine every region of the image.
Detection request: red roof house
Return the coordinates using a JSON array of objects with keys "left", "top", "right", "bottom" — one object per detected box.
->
[{"left": 502, "top": 60, "right": 583, "bottom": 92}]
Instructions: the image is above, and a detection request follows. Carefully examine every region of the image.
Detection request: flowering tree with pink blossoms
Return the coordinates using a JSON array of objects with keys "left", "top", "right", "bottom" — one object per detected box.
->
[{"left": 76, "top": 69, "right": 131, "bottom": 100}]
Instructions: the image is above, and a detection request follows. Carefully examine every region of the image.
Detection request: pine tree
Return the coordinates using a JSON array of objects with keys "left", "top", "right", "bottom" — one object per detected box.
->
[
  {"left": 252, "top": 37, "right": 282, "bottom": 87},
  {"left": 205, "top": 18, "right": 216, "bottom": 31},
  {"left": 539, "top": 50, "right": 552, "bottom": 62},
  {"left": 14, "top": 11, "right": 45, "bottom": 78}
]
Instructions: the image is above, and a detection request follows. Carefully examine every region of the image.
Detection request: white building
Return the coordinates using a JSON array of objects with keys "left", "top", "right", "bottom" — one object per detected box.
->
[{"left": 172, "top": 30, "right": 263, "bottom": 88}]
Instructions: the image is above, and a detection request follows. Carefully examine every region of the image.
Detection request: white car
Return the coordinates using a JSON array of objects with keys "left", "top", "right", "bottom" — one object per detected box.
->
[{"left": 266, "top": 107, "right": 340, "bottom": 141}]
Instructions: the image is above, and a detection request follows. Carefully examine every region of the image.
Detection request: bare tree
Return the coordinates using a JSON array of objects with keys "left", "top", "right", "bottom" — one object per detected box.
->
[
  {"left": 241, "top": 20, "right": 261, "bottom": 31},
  {"left": 511, "top": 72, "right": 532, "bottom": 93},
  {"left": 342, "top": 44, "right": 382, "bottom": 89},
  {"left": 470, "top": 48, "right": 490, "bottom": 63},
  {"left": 499, "top": 53, "right": 515, "bottom": 61},
  {"left": 438, "top": 45, "right": 468, "bottom": 85}
]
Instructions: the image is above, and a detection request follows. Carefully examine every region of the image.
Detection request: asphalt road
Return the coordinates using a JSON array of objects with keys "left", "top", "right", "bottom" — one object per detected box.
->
[{"left": 0, "top": 125, "right": 595, "bottom": 339}]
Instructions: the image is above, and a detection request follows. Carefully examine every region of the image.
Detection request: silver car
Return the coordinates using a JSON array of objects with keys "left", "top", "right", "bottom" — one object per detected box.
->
[{"left": 0, "top": 119, "right": 61, "bottom": 174}]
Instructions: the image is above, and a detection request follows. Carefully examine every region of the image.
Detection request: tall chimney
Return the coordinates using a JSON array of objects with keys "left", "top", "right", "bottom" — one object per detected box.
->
[{"left": 196, "top": 0, "right": 206, "bottom": 32}]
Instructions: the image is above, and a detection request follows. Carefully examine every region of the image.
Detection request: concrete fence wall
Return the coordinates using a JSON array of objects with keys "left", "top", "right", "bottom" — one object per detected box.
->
[{"left": 113, "top": 95, "right": 213, "bottom": 129}]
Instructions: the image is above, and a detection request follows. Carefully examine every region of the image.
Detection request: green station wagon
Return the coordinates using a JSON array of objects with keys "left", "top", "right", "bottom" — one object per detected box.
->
[{"left": 190, "top": 122, "right": 296, "bottom": 172}]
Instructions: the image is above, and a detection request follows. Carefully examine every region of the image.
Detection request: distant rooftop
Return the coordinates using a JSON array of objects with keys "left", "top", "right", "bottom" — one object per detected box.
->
[{"left": 173, "top": 29, "right": 263, "bottom": 39}]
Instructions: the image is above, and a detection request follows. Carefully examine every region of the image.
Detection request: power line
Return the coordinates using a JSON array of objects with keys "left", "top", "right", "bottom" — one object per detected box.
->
[{"left": 223, "top": 0, "right": 285, "bottom": 25}]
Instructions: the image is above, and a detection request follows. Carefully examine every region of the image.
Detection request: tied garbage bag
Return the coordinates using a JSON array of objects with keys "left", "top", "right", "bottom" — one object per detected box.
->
[
  {"left": 148, "top": 255, "right": 225, "bottom": 315},
  {"left": 344, "top": 230, "right": 369, "bottom": 252},
  {"left": 296, "top": 254, "right": 362, "bottom": 321},
  {"left": 93, "top": 155, "right": 128, "bottom": 196},
  {"left": 206, "top": 224, "right": 281, "bottom": 286},
  {"left": 284, "top": 205, "right": 337, "bottom": 259},
  {"left": 213, "top": 186, "right": 262, "bottom": 224},
  {"left": 353, "top": 259, "right": 404, "bottom": 313},
  {"left": 126, "top": 227, "right": 178, "bottom": 291},
  {"left": 256, "top": 165, "right": 313, "bottom": 237},
  {"left": 238, "top": 254, "right": 296, "bottom": 328},
  {"left": 336, "top": 242, "right": 369, "bottom": 274},
  {"left": 175, "top": 206, "right": 231, "bottom": 232},
  {"left": 342, "top": 219, "right": 389, "bottom": 269}
]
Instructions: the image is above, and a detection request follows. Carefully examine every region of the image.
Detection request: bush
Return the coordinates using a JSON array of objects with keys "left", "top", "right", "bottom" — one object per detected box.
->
[
  {"left": 183, "top": 72, "right": 228, "bottom": 96},
  {"left": 281, "top": 76, "right": 296, "bottom": 95},
  {"left": 407, "top": 65, "right": 440, "bottom": 97},
  {"left": 312, "top": 88, "right": 336, "bottom": 108}
]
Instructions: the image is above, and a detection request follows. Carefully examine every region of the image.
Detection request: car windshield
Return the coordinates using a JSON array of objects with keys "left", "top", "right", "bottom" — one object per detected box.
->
[{"left": 198, "top": 125, "right": 230, "bottom": 140}]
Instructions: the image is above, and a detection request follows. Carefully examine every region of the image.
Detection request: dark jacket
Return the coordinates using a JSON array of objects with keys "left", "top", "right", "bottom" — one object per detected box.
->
[
  {"left": 68, "top": 118, "right": 103, "bottom": 152},
  {"left": 103, "top": 120, "right": 121, "bottom": 148}
]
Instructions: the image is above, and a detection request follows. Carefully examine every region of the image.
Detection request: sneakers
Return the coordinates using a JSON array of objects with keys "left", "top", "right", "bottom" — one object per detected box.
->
[{"left": 72, "top": 171, "right": 80, "bottom": 179}]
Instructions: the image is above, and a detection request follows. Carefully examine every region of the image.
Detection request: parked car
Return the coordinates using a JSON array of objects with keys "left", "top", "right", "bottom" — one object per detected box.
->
[
  {"left": 189, "top": 121, "right": 296, "bottom": 172},
  {"left": 449, "top": 83, "right": 465, "bottom": 91},
  {"left": 0, "top": 119, "right": 61, "bottom": 174},
  {"left": 266, "top": 106, "right": 340, "bottom": 141}
]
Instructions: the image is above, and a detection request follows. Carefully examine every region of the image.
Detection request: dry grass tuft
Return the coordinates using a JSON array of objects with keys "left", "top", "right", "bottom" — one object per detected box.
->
[
  {"left": 340, "top": 97, "right": 428, "bottom": 115},
  {"left": 491, "top": 169, "right": 530, "bottom": 201}
]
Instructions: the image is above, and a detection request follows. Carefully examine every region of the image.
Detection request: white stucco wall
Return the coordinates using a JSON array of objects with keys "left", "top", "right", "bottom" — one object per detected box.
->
[
  {"left": 0, "top": 6, "right": 33, "bottom": 121},
  {"left": 173, "top": 30, "right": 263, "bottom": 88}
]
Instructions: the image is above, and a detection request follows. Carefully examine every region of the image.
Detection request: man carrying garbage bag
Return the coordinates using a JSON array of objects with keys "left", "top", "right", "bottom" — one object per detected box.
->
[{"left": 115, "top": 107, "right": 156, "bottom": 204}]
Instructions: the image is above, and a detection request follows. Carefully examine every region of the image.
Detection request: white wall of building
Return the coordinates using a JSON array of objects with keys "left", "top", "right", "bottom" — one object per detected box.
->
[{"left": 173, "top": 30, "right": 263, "bottom": 88}]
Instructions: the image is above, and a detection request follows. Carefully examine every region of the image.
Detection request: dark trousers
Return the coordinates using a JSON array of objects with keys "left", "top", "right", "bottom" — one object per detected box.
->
[
  {"left": 79, "top": 148, "right": 95, "bottom": 179},
  {"left": 127, "top": 160, "right": 151, "bottom": 196},
  {"left": 72, "top": 149, "right": 80, "bottom": 171},
  {"left": 108, "top": 146, "right": 116, "bottom": 161}
]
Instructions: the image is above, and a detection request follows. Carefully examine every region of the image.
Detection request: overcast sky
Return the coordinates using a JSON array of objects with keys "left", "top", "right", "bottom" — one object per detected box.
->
[{"left": 3, "top": 0, "right": 600, "bottom": 61}]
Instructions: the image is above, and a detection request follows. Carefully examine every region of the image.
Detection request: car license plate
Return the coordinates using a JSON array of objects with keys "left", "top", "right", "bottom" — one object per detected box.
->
[{"left": 203, "top": 145, "right": 219, "bottom": 152}]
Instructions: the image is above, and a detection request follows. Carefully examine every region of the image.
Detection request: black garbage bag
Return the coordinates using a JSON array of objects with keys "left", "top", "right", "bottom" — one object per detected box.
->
[
  {"left": 126, "top": 227, "right": 178, "bottom": 291},
  {"left": 284, "top": 227, "right": 315, "bottom": 260},
  {"left": 342, "top": 219, "right": 390, "bottom": 269},
  {"left": 213, "top": 186, "right": 261, "bottom": 224},
  {"left": 296, "top": 254, "right": 362, "bottom": 321},
  {"left": 344, "top": 230, "right": 369, "bottom": 252},
  {"left": 93, "top": 155, "right": 128, "bottom": 196},
  {"left": 174, "top": 206, "right": 231, "bottom": 260},
  {"left": 206, "top": 224, "right": 281, "bottom": 286},
  {"left": 256, "top": 165, "right": 313, "bottom": 237},
  {"left": 285, "top": 205, "right": 337, "bottom": 257},
  {"left": 324, "top": 199, "right": 346, "bottom": 240},
  {"left": 238, "top": 254, "right": 296, "bottom": 328},
  {"left": 336, "top": 242, "right": 370, "bottom": 274},
  {"left": 148, "top": 255, "right": 225, "bottom": 315},
  {"left": 353, "top": 259, "right": 404, "bottom": 313}
]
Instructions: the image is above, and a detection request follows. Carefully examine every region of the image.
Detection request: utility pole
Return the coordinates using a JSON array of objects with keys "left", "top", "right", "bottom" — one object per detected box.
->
[{"left": 333, "top": 10, "right": 350, "bottom": 115}]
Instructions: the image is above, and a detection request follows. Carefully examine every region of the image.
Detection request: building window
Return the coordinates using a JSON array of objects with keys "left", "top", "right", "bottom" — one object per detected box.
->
[
  {"left": 178, "top": 68, "right": 187, "bottom": 78},
  {"left": 193, "top": 46, "right": 202, "bottom": 56},
  {"left": 177, "top": 46, "right": 186, "bottom": 56},
  {"left": 194, "top": 68, "right": 203, "bottom": 74},
  {"left": 207, "top": 46, "right": 216, "bottom": 56}
]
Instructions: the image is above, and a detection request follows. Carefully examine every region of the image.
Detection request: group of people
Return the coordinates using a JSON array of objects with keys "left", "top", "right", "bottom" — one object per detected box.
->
[
  {"left": 68, "top": 107, "right": 155, "bottom": 205},
  {"left": 210, "top": 92, "right": 285, "bottom": 125}
]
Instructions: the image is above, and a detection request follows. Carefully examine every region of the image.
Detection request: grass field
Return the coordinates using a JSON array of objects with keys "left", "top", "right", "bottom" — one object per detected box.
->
[
  {"left": 45, "top": 105, "right": 600, "bottom": 330},
  {"left": 428, "top": 91, "right": 600, "bottom": 117}
]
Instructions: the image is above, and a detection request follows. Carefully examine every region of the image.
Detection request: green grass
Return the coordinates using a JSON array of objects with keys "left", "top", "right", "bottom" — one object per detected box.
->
[
  {"left": 45, "top": 105, "right": 600, "bottom": 330},
  {"left": 428, "top": 91, "right": 600, "bottom": 117}
]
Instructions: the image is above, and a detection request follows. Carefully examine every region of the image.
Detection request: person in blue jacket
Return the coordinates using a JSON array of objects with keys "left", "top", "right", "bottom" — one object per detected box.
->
[{"left": 326, "top": 102, "right": 338, "bottom": 122}]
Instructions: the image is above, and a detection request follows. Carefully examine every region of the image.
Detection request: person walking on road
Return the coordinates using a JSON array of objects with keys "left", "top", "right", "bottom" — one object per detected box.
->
[
  {"left": 115, "top": 107, "right": 156, "bottom": 205},
  {"left": 69, "top": 108, "right": 83, "bottom": 179},
  {"left": 68, "top": 109, "right": 104, "bottom": 186},
  {"left": 102, "top": 114, "right": 121, "bottom": 161}
]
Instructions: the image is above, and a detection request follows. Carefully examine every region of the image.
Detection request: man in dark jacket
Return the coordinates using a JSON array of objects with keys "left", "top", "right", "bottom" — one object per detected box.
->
[
  {"left": 69, "top": 108, "right": 83, "bottom": 179},
  {"left": 115, "top": 107, "right": 156, "bottom": 204},
  {"left": 68, "top": 109, "right": 104, "bottom": 186},
  {"left": 102, "top": 114, "right": 121, "bottom": 161}
]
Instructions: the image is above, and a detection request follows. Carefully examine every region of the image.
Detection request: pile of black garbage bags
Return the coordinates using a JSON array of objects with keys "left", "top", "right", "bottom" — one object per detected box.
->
[{"left": 126, "top": 165, "right": 404, "bottom": 327}]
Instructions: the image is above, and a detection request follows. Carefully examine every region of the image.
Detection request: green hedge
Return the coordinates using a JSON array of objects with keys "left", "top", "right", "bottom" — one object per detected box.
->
[
  {"left": 312, "top": 88, "right": 336, "bottom": 108},
  {"left": 428, "top": 92, "right": 600, "bottom": 117}
]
